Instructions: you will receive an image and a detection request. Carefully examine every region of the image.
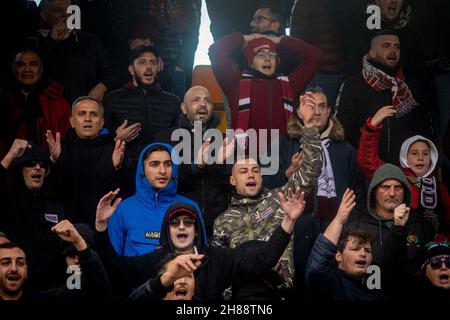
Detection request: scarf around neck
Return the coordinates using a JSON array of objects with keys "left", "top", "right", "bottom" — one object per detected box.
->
[
  {"left": 362, "top": 55, "right": 418, "bottom": 118},
  {"left": 237, "top": 71, "right": 294, "bottom": 131}
]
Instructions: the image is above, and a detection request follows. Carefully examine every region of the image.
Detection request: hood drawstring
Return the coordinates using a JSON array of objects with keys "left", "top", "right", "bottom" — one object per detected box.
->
[{"left": 378, "top": 219, "right": 383, "bottom": 247}]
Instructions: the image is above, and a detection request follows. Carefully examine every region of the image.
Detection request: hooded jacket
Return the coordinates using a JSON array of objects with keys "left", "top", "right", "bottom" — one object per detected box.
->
[
  {"left": 209, "top": 32, "right": 322, "bottom": 133},
  {"left": 0, "top": 143, "right": 66, "bottom": 291},
  {"left": 345, "top": 163, "right": 435, "bottom": 274},
  {"left": 107, "top": 142, "right": 207, "bottom": 256},
  {"left": 213, "top": 126, "right": 323, "bottom": 289},
  {"left": 358, "top": 121, "right": 450, "bottom": 238},
  {"left": 95, "top": 202, "right": 291, "bottom": 300}
]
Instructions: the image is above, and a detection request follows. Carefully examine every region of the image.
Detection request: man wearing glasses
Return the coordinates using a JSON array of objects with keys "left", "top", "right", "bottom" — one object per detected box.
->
[
  {"left": 209, "top": 28, "right": 322, "bottom": 136},
  {"left": 250, "top": 5, "right": 284, "bottom": 35},
  {"left": 0, "top": 139, "right": 66, "bottom": 291}
]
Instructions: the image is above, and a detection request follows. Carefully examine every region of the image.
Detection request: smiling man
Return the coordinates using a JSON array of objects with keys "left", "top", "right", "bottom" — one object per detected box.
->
[{"left": 0, "top": 47, "right": 71, "bottom": 154}]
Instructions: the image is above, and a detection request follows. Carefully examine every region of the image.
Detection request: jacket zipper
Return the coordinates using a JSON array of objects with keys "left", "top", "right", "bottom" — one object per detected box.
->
[{"left": 269, "top": 80, "right": 273, "bottom": 130}]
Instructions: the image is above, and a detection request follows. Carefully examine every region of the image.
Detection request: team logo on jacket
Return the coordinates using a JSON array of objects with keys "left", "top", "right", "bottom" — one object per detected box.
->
[
  {"left": 255, "top": 207, "right": 274, "bottom": 222},
  {"left": 406, "top": 233, "right": 420, "bottom": 247},
  {"left": 145, "top": 231, "right": 160, "bottom": 240},
  {"left": 44, "top": 214, "right": 60, "bottom": 224}
]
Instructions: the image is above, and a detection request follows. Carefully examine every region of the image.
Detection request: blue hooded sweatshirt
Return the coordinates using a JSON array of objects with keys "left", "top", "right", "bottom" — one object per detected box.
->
[{"left": 108, "top": 142, "right": 207, "bottom": 256}]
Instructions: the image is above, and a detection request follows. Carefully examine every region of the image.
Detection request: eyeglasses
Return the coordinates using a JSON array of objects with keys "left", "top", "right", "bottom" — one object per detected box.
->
[
  {"left": 254, "top": 51, "right": 278, "bottom": 60},
  {"left": 429, "top": 256, "right": 450, "bottom": 270},
  {"left": 168, "top": 217, "right": 196, "bottom": 227},
  {"left": 252, "top": 15, "right": 276, "bottom": 23},
  {"left": 23, "top": 161, "right": 49, "bottom": 169}
]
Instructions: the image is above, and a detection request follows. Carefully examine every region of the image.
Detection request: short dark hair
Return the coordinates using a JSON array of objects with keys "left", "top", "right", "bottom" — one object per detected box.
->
[
  {"left": 142, "top": 144, "right": 171, "bottom": 163},
  {"left": 12, "top": 46, "right": 42, "bottom": 67},
  {"left": 256, "top": 4, "right": 285, "bottom": 27},
  {"left": 157, "top": 253, "right": 181, "bottom": 276},
  {"left": 0, "top": 242, "right": 24, "bottom": 252},
  {"left": 337, "top": 229, "right": 373, "bottom": 253},
  {"left": 71, "top": 96, "right": 104, "bottom": 114},
  {"left": 128, "top": 45, "right": 159, "bottom": 65}
]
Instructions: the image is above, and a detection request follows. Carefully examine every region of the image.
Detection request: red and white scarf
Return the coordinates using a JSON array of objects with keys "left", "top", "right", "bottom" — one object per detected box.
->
[
  {"left": 362, "top": 55, "right": 418, "bottom": 118},
  {"left": 237, "top": 72, "right": 294, "bottom": 131}
]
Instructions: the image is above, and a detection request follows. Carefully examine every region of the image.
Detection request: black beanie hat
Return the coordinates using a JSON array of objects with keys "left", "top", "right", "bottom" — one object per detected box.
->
[{"left": 421, "top": 234, "right": 450, "bottom": 270}]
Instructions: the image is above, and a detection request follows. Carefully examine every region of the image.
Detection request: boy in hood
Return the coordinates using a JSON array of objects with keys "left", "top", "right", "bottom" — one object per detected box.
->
[
  {"left": 345, "top": 163, "right": 435, "bottom": 275},
  {"left": 357, "top": 107, "right": 450, "bottom": 238},
  {"left": 94, "top": 185, "right": 308, "bottom": 300},
  {"left": 107, "top": 142, "right": 207, "bottom": 256}
]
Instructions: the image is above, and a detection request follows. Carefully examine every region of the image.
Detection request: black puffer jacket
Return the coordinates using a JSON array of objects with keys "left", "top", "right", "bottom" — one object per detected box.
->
[{"left": 103, "top": 82, "right": 181, "bottom": 163}]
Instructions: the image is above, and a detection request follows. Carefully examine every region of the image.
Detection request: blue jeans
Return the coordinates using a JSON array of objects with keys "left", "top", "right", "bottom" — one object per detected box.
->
[{"left": 307, "top": 73, "right": 345, "bottom": 109}]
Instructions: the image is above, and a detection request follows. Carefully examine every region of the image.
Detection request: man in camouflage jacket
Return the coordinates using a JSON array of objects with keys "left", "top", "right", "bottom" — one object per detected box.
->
[{"left": 213, "top": 113, "right": 322, "bottom": 292}]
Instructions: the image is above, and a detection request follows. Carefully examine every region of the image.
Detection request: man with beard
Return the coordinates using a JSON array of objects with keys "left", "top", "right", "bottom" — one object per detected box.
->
[
  {"left": 155, "top": 86, "right": 232, "bottom": 238},
  {"left": 336, "top": 30, "right": 432, "bottom": 164},
  {"left": 103, "top": 46, "right": 181, "bottom": 195}
]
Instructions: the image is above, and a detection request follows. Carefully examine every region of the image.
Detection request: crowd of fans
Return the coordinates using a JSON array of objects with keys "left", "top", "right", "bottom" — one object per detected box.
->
[{"left": 0, "top": 0, "right": 449, "bottom": 302}]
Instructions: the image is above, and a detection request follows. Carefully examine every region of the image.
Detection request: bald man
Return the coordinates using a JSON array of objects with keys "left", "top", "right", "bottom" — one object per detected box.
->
[{"left": 154, "top": 86, "right": 230, "bottom": 238}]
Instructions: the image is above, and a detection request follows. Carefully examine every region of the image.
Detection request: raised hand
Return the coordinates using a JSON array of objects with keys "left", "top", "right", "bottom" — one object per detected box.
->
[
  {"left": 1, "top": 139, "right": 31, "bottom": 169},
  {"left": 370, "top": 106, "right": 396, "bottom": 127},
  {"left": 46, "top": 130, "right": 61, "bottom": 163},
  {"left": 279, "top": 187, "right": 306, "bottom": 233},
  {"left": 285, "top": 151, "right": 303, "bottom": 178},
  {"left": 160, "top": 254, "right": 204, "bottom": 288},
  {"left": 95, "top": 189, "right": 122, "bottom": 232},
  {"left": 298, "top": 92, "right": 317, "bottom": 128},
  {"left": 217, "top": 137, "right": 235, "bottom": 164},
  {"left": 51, "top": 220, "right": 87, "bottom": 251},
  {"left": 335, "top": 188, "right": 356, "bottom": 225},
  {"left": 394, "top": 204, "right": 410, "bottom": 226},
  {"left": 112, "top": 139, "right": 126, "bottom": 170},
  {"left": 195, "top": 138, "right": 211, "bottom": 168},
  {"left": 88, "top": 83, "right": 107, "bottom": 102},
  {"left": 115, "top": 119, "right": 142, "bottom": 143}
]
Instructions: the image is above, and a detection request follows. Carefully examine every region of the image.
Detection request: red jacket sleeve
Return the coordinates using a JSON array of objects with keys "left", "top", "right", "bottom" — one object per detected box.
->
[
  {"left": 209, "top": 32, "right": 243, "bottom": 96},
  {"left": 356, "top": 117, "right": 385, "bottom": 180},
  {"left": 281, "top": 36, "right": 323, "bottom": 97}
]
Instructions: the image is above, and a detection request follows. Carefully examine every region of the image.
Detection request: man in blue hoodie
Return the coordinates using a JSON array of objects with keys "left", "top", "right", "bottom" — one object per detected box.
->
[{"left": 107, "top": 142, "right": 207, "bottom": 256}]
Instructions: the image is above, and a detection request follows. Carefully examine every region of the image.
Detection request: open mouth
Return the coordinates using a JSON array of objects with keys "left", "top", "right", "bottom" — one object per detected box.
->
[
  {"left": 144, "top": 71, "right": 153, "bottom": 78},
  {"left": 83, "top": 124, "right": 93, "bottom": 129},
  {"left": 196, "top": 108, "right": 208, "bottom": 117},
  {"left": 387, "top": 54, "right": 397, "bottom": 63},
  {"left": 262, "top": 65, "right": 272, "bottom": 71},
  {"left": 387, "top": 6, "right": 398, "bottom": 15},
  {"left": 176, "top": 233, "right": 188, "bottom": 241},
  {"left": 7, "top": 274, "right": 21, "bottom": 283},
  {"left": 246, "top": 181, "right": 257, "bottom": 188},
  {"left": 355, "top": 260, "right": 367, "bottom": 267},
  {"left": 156, "top": 177, "right": 168, "bottom": 183},
  {"left": 31, "top": 173, "right": 43, "bottom": 180},
  {"left": 439, "top": 274, "right": 449, "bottom": 282},
  {"left": 174, "top": 287, "right": 188, "bottom": 299}
]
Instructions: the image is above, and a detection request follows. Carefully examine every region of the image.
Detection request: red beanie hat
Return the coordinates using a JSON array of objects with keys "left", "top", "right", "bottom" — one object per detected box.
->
[{"left": 245, "top": 37, "right": 277, "bottom": 66}]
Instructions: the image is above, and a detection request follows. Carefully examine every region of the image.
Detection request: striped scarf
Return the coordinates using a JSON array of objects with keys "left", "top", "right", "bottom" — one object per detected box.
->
[{"left": 237, "top": 72, "right": 294, "bottom": 131}]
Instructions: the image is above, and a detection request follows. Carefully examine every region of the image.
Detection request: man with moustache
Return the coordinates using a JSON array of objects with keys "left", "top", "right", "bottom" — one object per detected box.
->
[
  {"left": 155, "top": 86, "right": 231, "bottom": 238},
  {"left": 336, "top": 30, "right": 432, "bottom": 164},
  {"left": 103, "top": 45, "right": 181, "bottom": 195}
]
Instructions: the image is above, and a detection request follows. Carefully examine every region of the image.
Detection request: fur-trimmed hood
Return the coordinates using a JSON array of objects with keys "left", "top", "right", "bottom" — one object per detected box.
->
[{"left": 286, "top": 115, "right": 345, "bottom": 141}]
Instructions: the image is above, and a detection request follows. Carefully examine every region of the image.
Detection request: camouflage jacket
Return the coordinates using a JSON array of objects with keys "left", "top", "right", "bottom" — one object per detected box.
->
[{"left": 213, "top": 127, "right": 322, "bottom": 288}]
